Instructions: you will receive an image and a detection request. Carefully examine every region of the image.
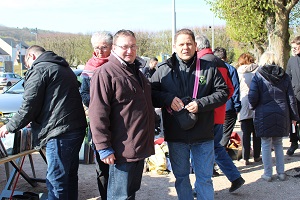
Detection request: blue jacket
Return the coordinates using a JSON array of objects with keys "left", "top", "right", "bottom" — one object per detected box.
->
[
  {"left": 248, "top": 65, "right": 299, "bottom": 137},
  {"left": 225, "top": 63, "right": 241, "bottom": 113}
]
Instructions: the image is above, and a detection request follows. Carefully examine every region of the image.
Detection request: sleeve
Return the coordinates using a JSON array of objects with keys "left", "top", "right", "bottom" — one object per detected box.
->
[
  {"left": 286, "top": 75, "right": 300, "bottom": 121},
  {"left": 80, "top": 77, "right": 91, "bottom": 107},
  {"left": 285, "top": 58, "right": 292, "bottom": 79},
  {"left": 248, "top": 74, "right": 260, "bottom": 110},
  {"left": 231, "top": 68, "right": 241, "bottom": 112},
  {"left": 150, "top": 67, "right": 176, "bottom": 108},
  {"left": 6, "top": 70, "right": 46, "bottom": 133},
  {"left": 196, "top": 65, "right": 229, "bottom": 112},
  {"left": 89, "top": 69, "right": 113, "bottom": 151}
]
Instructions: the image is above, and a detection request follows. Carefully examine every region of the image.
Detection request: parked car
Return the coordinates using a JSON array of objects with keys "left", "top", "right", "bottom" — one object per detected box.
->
[
  {"left": 0, "top": 72, "right": 22, "bottom": 86},
  {"left": 0, "top": 69, "right": 83, "bottom": 117}
]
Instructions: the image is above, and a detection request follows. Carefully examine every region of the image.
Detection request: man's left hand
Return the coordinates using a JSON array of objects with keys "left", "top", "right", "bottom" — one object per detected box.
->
[
  {"left": 0, "top": 125, "right": 9, "bottom": 138},
  {"left": 185, "top": 101, "right": 198, "bottom": 113}
]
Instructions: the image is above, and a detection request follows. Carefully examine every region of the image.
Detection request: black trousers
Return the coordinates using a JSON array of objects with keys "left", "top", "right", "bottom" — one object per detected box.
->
[
  {"left": 221, "top": 111, "right": 237, "bottom": 147},
  {"left": 94, "top": 147, "right": 109, "bottom": 200},
  {"left": 240, "top": 118, "right": 261, "bottom": 160}
]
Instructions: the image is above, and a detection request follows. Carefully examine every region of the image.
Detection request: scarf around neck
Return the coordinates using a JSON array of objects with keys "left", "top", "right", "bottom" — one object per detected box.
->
[{"left": 81, "top": 53, "right": 109, "bottom": 78}]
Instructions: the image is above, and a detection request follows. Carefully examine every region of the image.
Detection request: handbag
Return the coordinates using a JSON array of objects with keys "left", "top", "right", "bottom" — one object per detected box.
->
[{"left": 172, "top": 57, "right": 201, "bottom": 130}]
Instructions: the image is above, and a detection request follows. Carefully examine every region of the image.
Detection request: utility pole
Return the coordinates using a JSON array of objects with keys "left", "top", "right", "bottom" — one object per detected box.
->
[
  {"left": 35, "top": 28, "right": 38, "bottom": 44},
  {"left": 172, "top": 0, "right": 176, "bottom": 52}
]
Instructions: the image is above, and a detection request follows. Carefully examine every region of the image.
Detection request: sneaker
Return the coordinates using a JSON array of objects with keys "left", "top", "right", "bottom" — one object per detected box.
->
[
  {"left": 277, "top": 173, "right": 286, "bottom": 181},
  {"left": 261, "top": 174, "right": 272, "bottom": 182},
  {"left": 229, "top": 177, "right": 245, "bottom": 192},
  {"left": 286, "top": 142, "right": 298, "bottom": 156}
]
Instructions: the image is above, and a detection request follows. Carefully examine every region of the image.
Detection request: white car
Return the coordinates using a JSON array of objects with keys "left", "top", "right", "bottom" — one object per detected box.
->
[{"left": 0, "top": 72, "right": 22, "bottom": 86}]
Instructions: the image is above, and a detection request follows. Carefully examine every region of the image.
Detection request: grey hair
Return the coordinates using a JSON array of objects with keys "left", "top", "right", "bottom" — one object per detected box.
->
[
  {"left": 91, "top": 31, "right": 113, "bottom": 47},
  {"left": 258, "top": 51, "right": 279, "bottom": 66},
  {"left": 195, "top": 35, "right": 211, "bottom": 50}
]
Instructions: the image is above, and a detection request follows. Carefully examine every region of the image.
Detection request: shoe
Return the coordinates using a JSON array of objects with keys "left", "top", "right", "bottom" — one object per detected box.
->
[
  {"left": 213, "top": 168, "right": 220, "bottom": 177},
  {"left": 254, "top": 157, "right": 262, "bottom": 162},
  {"left": 261, "top": 174, "right": 272, "bottom": 182},
  {"left": 240, "top": 159, "right": 250, "bottom": 165},
  {"left": 277, "top": 173, "right": 286, "bottom": 181},
  {"left": 193, "top": 188, "right": 197, "bottom": 198},
  {"left": 229, "top": 177, "right": 245, "bottom": 192},
  {"left": 286, "top": 142, "right": 298, "bottom": 156}
]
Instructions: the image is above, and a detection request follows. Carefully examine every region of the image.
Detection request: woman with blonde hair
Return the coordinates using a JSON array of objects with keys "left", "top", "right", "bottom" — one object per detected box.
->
[
  {"left": 248, "top": 51, "right": 299, "bottom": 181},
  {"left": 237, "top": 53, "right": 261, "bottom": 165}
]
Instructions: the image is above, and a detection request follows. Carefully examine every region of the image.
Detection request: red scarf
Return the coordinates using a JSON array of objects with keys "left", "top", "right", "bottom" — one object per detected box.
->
[
  {"left": 197, "top": 48, "right": 213, "bottom": 58},
  {"left": 82, "top": 53, "right": 109, "bottom": 78}
]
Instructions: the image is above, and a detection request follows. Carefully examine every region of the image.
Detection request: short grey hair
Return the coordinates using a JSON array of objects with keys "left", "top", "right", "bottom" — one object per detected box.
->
[
  {"left": 195, "top": 35, "right": 211, "bottom": 50},
  {"left": 91, "top": 31, "right": 113, "bottom": 47},
  {"left": 258, "top": 51, "right": 279, "bottom": 66}
]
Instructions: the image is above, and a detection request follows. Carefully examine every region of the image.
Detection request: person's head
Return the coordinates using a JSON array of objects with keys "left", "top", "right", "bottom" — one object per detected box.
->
[
  {"left": 195, "top": 35, "right": 211, "bottom": 51},
  {"left": 213, "top": 47, "right": 227, "bottom": 61},
  {"left": 291, "top": 36, "right": 300, "bottom": 56},
  {"left": 173, "top": 29, "right": 197, "bottom": 62},
  {"left": 149, "top": 57, "right": 158, "bottom": 69},
  {"left": 91, "top": 31, "right": 113, "bottom": 58},
  {"left": 113, "top": 29, "right": 137, "bottom": 64},
  {"left": 25, "top": 45, "right": 46, "bottom": 69},
  {"left": 258, "top": 51, "right": 279, "bottom": 67},
  {"left": 237, "top": 53, "right": 255, "bottom": 67}
]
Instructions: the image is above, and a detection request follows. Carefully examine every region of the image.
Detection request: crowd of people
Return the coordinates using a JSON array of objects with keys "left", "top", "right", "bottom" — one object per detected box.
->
[{"left": 0, "top": 28, "right": 299, "bottom": 200}]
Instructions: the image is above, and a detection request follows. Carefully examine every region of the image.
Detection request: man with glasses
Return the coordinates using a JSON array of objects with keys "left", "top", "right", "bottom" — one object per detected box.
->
[
  {"left": 89, "top": 29, "right": 155, "bottom": 199},
  {"left": 286, "top": 36, "right": 300, "bottom": 156}
]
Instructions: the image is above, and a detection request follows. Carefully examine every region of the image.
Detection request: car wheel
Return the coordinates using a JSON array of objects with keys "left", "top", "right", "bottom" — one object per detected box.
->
[{"left": 6, "top": 82, "right": 12, "bottom": 87}]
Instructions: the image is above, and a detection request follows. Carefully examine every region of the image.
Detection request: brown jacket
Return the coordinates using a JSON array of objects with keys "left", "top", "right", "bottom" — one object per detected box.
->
[{"left": 89, "top": 53, "right": 155, "bottom": 163}]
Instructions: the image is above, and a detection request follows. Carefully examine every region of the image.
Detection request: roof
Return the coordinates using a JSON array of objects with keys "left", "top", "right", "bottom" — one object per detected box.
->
[
  {"left": 0, "top": 38, "right": 29, "bottom": 49},
  {"left": 0, "top": 47, "right": 8, "bottom": 55}
]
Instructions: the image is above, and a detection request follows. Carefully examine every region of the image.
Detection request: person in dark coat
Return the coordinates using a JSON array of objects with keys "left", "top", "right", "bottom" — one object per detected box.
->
[
  {"left": 249, "top": 51, "right": 299, "bottom": 182},
  {"left": 285, "top": 36, "right": 300, "bottom": 155},
  {"left": 142, "top": 57, "right": 158, "bottom": 79},
  {"left": 80, "top": 31, "right": 113, "bottom": 200},
  {"left": 151, "top": 29, "right": 228, "bottom": 200},
  {"left": 0, "top": 45, "right": 87, "bottom": 199}
]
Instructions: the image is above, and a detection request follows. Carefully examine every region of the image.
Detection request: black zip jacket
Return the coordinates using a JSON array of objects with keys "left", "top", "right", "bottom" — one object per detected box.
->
[
  {"left": 6, "top": 51, "right": 87, "bottom": 146},
  {"left": 151, "top": 53, "right": 229, "bottom": 143}
]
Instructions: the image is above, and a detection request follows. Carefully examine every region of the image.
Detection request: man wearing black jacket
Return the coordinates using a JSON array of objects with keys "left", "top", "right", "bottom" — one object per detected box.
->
[
  {"left": 286, "top": 36, "right": 300, "bottom": 156},
  {"left": 151, "top": 29, "right": 228, "bottom": 200},
  {"left": 0, "top": 45, "right": 87, "bottom": 200}
]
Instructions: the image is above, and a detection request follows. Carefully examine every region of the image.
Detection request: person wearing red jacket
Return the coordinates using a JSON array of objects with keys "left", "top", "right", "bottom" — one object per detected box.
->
[{"left": 192, "top": 35, "right": 245, "bottom": 195}]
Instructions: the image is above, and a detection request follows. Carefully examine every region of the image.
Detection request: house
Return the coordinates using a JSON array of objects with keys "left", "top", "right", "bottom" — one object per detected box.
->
[{"left": 0, "top": 38, "right": 29, "bottom": 72}]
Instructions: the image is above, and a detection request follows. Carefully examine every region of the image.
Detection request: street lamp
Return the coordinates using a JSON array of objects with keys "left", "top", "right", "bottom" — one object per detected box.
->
[{"left": 172, "top": 0, "right": 176, "bottom": 52}]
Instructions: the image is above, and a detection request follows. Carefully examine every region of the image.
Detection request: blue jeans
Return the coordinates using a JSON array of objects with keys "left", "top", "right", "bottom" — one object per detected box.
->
[
  {"left": 107, "top": 160, "right": 144, "bottom": 200},
  {"left": 46, "top": 128, "right": 85, "bottom": 200},
  {"left": 169, "top": 141, "right": 214, "bottom": 200},
  {"left": 214, "top": 124, "right": 241, "bottom": 182},
  {"left": 261, "top": 137, "right": 284, "bottom": 177}
]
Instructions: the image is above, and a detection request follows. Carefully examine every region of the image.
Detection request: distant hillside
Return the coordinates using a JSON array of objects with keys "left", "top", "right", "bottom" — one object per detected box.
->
[{"left": 0, "top": 25, "right": 78, "bottom": 43}]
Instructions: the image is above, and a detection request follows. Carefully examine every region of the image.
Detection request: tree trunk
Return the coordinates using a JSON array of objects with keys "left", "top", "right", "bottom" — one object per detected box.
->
[{"left": 269, "top": 10, "right": 290, "bottom": 69}]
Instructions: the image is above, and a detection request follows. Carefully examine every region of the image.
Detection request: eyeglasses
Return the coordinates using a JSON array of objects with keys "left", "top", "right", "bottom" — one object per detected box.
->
[
  {"left": 114, "top": 44, "right": 138, "bottom": 51},
  {"left": 94, "top": 46, "right": 110, "bottom": 52}
]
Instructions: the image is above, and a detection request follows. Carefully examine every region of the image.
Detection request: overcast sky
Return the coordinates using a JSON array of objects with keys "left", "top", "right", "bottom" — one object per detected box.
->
[{"left": 2, "top": 0, "right": 225, "bottom": 34}]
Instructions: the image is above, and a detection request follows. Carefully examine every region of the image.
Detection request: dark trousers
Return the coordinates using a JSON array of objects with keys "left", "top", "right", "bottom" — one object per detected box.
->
[
  {"left": 220, "top": 111, "right": 237, "bottom": 147},
  {"left": 94, "top": 147, "right": 109, "bottom": 200},
  {"left": 240, "top": 119, "right": 261, "bottom": 160}
]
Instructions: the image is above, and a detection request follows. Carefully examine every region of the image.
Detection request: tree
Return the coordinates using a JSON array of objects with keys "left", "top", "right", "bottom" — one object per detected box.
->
[{"left": 207, "top": 0, "right": 299, "bottom": 68}]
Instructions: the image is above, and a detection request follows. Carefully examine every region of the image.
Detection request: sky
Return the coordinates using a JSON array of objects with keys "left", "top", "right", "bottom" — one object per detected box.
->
[{"left": 1, "top": 0, "right": 226, "bottom": 34}]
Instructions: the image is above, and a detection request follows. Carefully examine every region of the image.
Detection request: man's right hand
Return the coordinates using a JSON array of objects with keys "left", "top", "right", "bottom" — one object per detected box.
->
[
  {"left": 171, "top": 97, "right": 184, "bottom": 112},
  {"left": 101, "top": 154, "right": 116, "bottom": 165}
]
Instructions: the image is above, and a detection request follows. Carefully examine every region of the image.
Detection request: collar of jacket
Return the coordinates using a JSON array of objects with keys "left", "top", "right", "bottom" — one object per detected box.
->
[
  {"left": 166, "top": 52, "right": 197, "bottom": 69},
  {"left": 109, "top": 51, "right": 146, "bottom": 69}
]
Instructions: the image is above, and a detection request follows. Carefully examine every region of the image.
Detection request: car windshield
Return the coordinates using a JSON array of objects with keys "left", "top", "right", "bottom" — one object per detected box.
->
[{"left": 3, "top": 79, "right": 24, "bottom": 94}]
